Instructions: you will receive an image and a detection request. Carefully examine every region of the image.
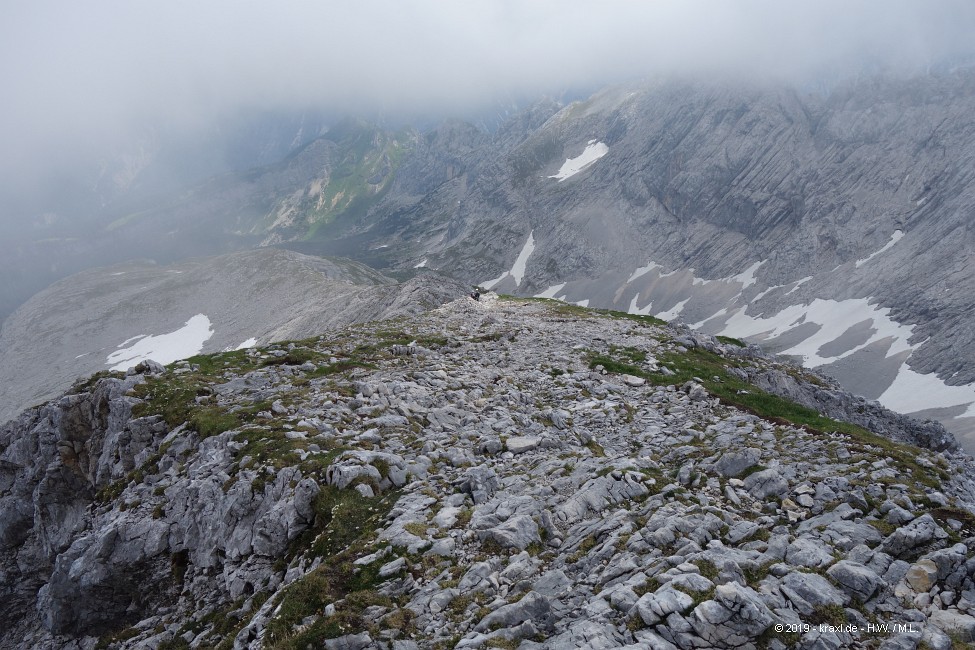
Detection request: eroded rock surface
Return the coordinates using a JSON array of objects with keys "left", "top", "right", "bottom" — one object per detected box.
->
[{"left": 3, "top": 295, "right": 975, "bottom": 649}]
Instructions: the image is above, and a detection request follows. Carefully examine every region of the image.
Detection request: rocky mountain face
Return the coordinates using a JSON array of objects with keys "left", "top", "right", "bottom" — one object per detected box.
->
[
  {"left": 4, "top": 296, "right": 975, "bottom": 649},
  {"left": 303, "top": 70, "right": 975, "bottom": 449},
  {"left": 0, "top": 248, "right": 467, "bottom": 426},
  {"left": 7, "top": 71, "right": 974, "bottom": 444}
]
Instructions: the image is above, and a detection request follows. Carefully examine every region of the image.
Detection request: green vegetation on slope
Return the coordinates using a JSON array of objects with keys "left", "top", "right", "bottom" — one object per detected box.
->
[
  {"left": 300, "top": 123, "right": 414, "bottom": 241},
  {"left": 588, "top": 341, "right": 950, "bottom": 489}
]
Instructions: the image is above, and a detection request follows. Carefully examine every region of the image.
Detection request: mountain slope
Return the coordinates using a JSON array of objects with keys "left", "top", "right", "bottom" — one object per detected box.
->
[
  {"left": 0, "top": 248, "right": 467, "bottom": 425},
  {"left": 5, "top": 70, "right": 975, "bottom": 448},
  {"left": 2, "top": 296, "right": 974, "bottom": 649},
  {"left": 316, "top": 71, "right": 975, "bottom": 448}
]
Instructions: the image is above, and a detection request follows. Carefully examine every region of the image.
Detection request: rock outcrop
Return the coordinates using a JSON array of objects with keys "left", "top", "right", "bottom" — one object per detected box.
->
[{"left": 3, "top": 295, "right": 975, "bottom": 649}]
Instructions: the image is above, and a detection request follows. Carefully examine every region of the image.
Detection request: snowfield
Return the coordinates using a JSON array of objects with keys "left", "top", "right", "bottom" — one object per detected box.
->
[
  {"left": 548, "top": 140, "right": 609, "bottom": 181},
  {"left": 106, "top": 314, "right": 214, "bottom": 371},
  {"left": 534, "top": 258, "right": 975, "bottom": 429}
]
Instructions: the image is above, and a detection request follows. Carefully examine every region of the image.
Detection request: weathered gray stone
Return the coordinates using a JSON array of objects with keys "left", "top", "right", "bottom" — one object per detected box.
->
[
  {"left": 506, "top": 436, "right": 541, "bottom": 454},
  {"left": 323, "top": 632, "right": 372, "bottom": 650},
  {"left": 928, "top": 610, "right": 975, "bottom": 642},
  {"left": 454, "top": 466, "right": 499, "bottom": 505},
  {"left": 880, "top": 514, "right": 948, "bottom": 559},
  {"left": 743, "top": 469, "right": 788, "bottom": 499},
  {"left": 785, "top": 537, "right": 835, "bottom": 568},
  {"left": 689, "top": 582, "right": 775, "bottom": 647},
  {"left": 905, "top": 558, "right": 939, "bottom": 592},
  {"left": 826, "top": 560, "right": 883, "bottom": 602},
  {"left": 714, "top": 449, "right": 761, "bottom": 478},
  {"left": 477, "top": 514, "right": 540, "bottom": 550},
  {"left": 780, "top": 571, "right": 849, "bottom": 615},
  {"left": 634, "top": 585, "right": 694, "bottom": 625},
  {"left": 473, "top": 591, "right": 554, "bottom": 633}
]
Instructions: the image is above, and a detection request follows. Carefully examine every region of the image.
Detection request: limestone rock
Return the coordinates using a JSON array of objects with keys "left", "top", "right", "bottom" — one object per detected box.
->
[{"left": 690, "top": 582, "right": 775, "bottom": 648}]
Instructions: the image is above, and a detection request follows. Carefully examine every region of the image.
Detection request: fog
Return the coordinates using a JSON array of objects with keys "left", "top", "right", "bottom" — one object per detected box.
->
[{"left": 2, "top": 0, "right": 975, "bottom": 196}]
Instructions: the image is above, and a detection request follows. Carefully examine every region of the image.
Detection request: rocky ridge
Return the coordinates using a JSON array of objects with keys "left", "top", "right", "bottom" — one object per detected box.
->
[
  {"left": 0, "top": 247, "right": 468, "bottom": 425},
  {"left": 3, "top": 296, "right": 975, "bottom": 649}
]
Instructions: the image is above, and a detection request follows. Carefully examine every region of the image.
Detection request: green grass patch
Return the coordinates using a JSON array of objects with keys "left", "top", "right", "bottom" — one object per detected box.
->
[
  {"left": 589, "top": 344, "right": 945, "bottom": 490},
  {"left": 265, "top": 487, "right": 400, "bottom": 648},
  {"left": 498, "top": 295, "right": 666, "bottom": 326},
  {"left": 694, "top": 559, "right": 720, "bottom": 580},
  {"left": 739, "top": 464, "right": 768, "bottom": 479},
  {"left": 809, "top": 603, "right": 847, "bottom": 627},
  {"left": 716, "top": 335, "right": 746, "bottom": 347},
  {"left": 95, "top": 626, "right": 140, "bottom": 649},
  {"left": 609, "top": 344, "right": 647, "bottom": 364},
  {"left": 568, "top": 534, "right": 598, "bottom": 563},
  {"left": 262, "top": 347, "right": 322, "bottom": 367},
  {"left": 585, "top": 439, "right": 606, "bottom": 457},
  {"left": 70, "top": 370, "right": 125, "bottom": 395}
]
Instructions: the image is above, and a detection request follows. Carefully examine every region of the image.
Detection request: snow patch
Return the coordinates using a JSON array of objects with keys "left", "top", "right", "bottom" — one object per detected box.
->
[
  {"left": 691, "top": 308, "right": 728, "bottom": 329},
  {"left": 549, "top": 141, "right": 609, "bottom": 182},
  {"left": 510, "top": 231, "right": 535, "bottom": 286},
  {"left": 628, "top": 294, "right": 654, "bottom": 316},
  {"left": 480, "top": 271, "right": 508, "bottom": 291},
  {"left": 656, "top": 298, "right": 690, "bottom": 321},
  {"left": 752, "top": 285, "right": 784, "bottom": 302},
  {"left": 481, "top": 231, "right": 535, "bottom": 289},
  {"left": 574, "top": 299, "right": 589, "bottom": 307},
  {"left": 730, "top": 261, "right": 765, "bottom": 289},
  {"left": 627, "top": 262, "right": 662, "bottom": 284},
  {"left": 117, "top": 334, "right": 148, "bottom": 348},
  {"left": 535, "top": 283, "right": 566, "bottom": 299},
  {"left": 414, "top": 259, "right": 428, "bottom": 268},
  {"left": 879, "top": 365, "right": 975, "bottom": 419},
  {"left": 785, "top": 276, "right": 812, "bottom": 295},
  {"left": 855, "top": 230, "right": 904, "bottom": 268},
  {"left": 719, "top": 298, "right": 914, "bottom": 368},
  {"left": 106, "top": 314, "right": 214, "bottom": 371},
  {"left": 235, "top": 338, "right": 257, "bottom": 350}
]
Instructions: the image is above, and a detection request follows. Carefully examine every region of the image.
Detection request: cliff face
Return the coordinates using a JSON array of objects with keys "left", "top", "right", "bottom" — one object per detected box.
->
[{"left": 3, "top": 296, "right": 975, "bottom": 649}]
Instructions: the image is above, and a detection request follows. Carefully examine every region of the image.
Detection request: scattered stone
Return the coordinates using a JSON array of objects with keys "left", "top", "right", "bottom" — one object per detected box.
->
[
  {"left": 506, "top": 436, "right": 541, "bottom": 454},
  {"left": 905, "top": 559, "right": 939, "bottom": 592}
]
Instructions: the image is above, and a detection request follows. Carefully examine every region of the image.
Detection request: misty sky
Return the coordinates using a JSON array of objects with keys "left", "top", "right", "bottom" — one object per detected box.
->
[{"left": 3, "top": 0, "right": 975, "bottom": 193}]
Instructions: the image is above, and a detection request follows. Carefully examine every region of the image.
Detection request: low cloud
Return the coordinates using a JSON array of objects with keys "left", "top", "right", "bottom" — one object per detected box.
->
[{"left": 2, "top": 0, "right": 975, "bottom": 198}]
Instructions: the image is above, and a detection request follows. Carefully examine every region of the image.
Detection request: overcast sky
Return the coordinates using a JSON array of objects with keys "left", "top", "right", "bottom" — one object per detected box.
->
[{"left": 3, "top": 0, "right": 975, "bottom": 195}]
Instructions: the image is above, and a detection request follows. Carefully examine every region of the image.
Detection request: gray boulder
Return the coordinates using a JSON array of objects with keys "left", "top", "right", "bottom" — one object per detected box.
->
[
  {"left": 477, "top": 514, "right": 540, "bottom": 550},
  {"left": 880, "top": 514, "right": 948, "bottom": 559},
  {"left": 743, "top": 469, "right": 789, "bottom": 499},
  {"left": 780, "top": 571, "right": 849, "bottom": 615},
  {"left": 473, "top": 591, "right": 554, "bottom": 633},
  {"left": 633, "top": 584, "right": 694, "bottom": 626},
  {"left": 826, "top": 560, "right": 883, "bottom": 602},
  {"left": 690, "top": 582, "right": 775, "bottom": 648},
  {"left": 506, "top": 436, "right": 541, "bottom": 454},
  {"left": 714, "top": 449, "right": 761, "bottom": 478},
  {"left": 455, "top": 466, "right": 499, "bottom": 504}
]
